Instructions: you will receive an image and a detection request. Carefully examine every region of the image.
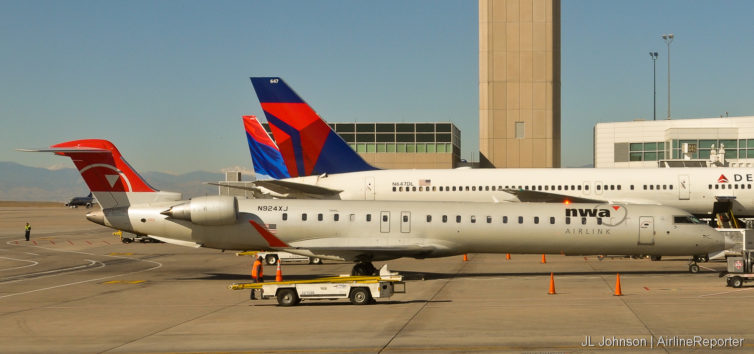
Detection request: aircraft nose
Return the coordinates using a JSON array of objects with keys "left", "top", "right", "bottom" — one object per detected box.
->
[{"left": 86, "top": 210, "right": 105, "bottom": 226}]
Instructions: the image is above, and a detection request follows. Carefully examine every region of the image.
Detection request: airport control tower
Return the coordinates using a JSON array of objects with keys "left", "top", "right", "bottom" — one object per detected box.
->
[{"left": 479, "top": 0, "right": 561, "bottom": 168}]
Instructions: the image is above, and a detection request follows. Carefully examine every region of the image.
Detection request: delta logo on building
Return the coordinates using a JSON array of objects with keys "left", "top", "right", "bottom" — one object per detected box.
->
[{"left": 718, "top": 174, "right": 729, "bottom": 183}]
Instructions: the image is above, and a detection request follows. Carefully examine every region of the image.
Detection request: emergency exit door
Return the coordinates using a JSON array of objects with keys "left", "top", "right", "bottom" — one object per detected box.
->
[
  {"left": 380, "top": 211, "right": 390, "bottom": 233},
  {"left": 400, "top": 211, "right": 411, "bottom": 233},
  {"left": 638, "top": 216, "right": 655, "bottom": 245}
]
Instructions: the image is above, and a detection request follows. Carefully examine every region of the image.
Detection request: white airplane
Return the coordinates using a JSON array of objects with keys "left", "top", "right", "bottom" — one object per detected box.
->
[
  {"left": 233, "top": 77, "right": 754, "bottom": 223},
  {"left": 22, "top": 139, "right": 726, "bottom": 274}
]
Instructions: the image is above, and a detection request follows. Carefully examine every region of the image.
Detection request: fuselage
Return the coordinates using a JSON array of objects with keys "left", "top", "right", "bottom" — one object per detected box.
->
[
  {"left": 278, "top": 168, "right": 754, "bottom": 217},
  {"left": 90, "top": 198, "right": 725, "bottom": 262}
]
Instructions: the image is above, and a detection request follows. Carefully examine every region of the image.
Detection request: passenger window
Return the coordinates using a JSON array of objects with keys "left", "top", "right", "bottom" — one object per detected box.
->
[
  {"left": 485, "top": 186, "right": 490, "bottom": 191},
  {"left": 465, "top": 186, "right": 470, "bottom": 191},
  {"left": 366, "top": 214, "right": 372, "bottom": 222},
  {"left": 617, "top": 185, "right": 621, "bottom": 190},
  {"left": 581, "top": 217, "right": 587, "bottom": 225},
  {"left": 282, "top": 213, "right": 288, "bottom": 221},
  {"left": 486, "top": 216, "right": 492, "bottom": 223},
  {"left": 426, "top": 215, "right": 432, "bottom": 222},
  {"left": 708, "top": 184, "right": 712, "bottom": 189},
  {"left": 334, "top": 214, "right": 339, "bottom": 221},
  {"left": 630, "top": 185, "right": 634, "bottom": 190},
  {"left": 349, "top": 214, "right": 355, "bottom": 222},
  {"left": 643, "top": 185, "right": 647, "bottom": 190},
  {"left": 318, "top": 213, "right": 323, "bottom": 221},
  {"left": 597, "top": 218, "right": 602, "bottom": 225},
  {"left": 412, "top": 187, "right": 417, "bottom": 192},
  {"left": 302, "top": 213, "right": 307, "bottom": 221},
  {"left": 558, "top": 185, "right": 562, "bottom": 191},
  {"left": 419, "top": 186, "right": 424, "bottom": 192},
  {"left": 403, "top": 215, "right": 408, "bottom": 222},
  {"left": 550, "top": 217, "right": 555, "bottom": 224},
  {"left": 584, "top": 185, "right": 589, "bottom": 191},
  {"left": 503, "top": 216, "right": 508, "bottom": 224},
  {"left": 534, "top": 216, "right": 539, "bottom": 224},
  {"left": 566, "top": 217, "right": 570, "bottom": 225},
  {"left": 456, "top": 215, "right": 461, "bottom": 223},
  {"left": 383, "top": 215, "right": 388, "bottom": 222},
  {"left": 392, "top": 187, "right": 396, "bottom": 192},
  {"left": 471, "top": 216, "right": 476, "bottom": 223},
  {"left": 472, "top": 186, "right": 476, "bottom": 191},
  {"left": 596, "top": 185, "right": 601, "bottom": 191},
  {"left": 399, "top": 187, "right": 403, "bottom": 192},
  {"left": 518, "top": 216, "right": 523, "bottom": 224},
  {"left": 452, "top": 186, "right": 457, "bottom": 191},
  {"left": 442, "top": 215, "right": 448, "bottom": 223}
]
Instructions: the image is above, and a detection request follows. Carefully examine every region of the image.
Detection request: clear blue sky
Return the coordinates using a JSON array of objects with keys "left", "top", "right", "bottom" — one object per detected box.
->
[{"left": 2, "top": 0, "right": 753, "bottom": 173}]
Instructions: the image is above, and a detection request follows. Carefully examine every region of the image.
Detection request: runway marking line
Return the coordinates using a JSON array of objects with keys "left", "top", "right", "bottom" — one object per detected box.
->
[
  {"left": 102, "top": 280, "right": 145, "bottom": 285},
  {"left": 108, "top": 252, "right": 133, "bottom": 256}
]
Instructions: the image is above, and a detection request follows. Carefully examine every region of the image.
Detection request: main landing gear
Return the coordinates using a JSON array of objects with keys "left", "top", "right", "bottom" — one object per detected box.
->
[
  {"left": 351, "top": 262, "right": 378, "bottom": 276},
  {"left": 688, "top": 254, "right": 710, "bottom": 273}
]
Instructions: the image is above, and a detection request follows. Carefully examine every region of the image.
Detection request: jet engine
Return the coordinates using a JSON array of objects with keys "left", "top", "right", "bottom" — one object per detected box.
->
[{"left": 161, "top": 196, "right": 238, "bottom": 226}]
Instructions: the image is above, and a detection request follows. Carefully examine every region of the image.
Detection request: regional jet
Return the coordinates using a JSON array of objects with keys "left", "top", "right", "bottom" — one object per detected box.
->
[{"left": 22, "top": 139, "right": 726, "bottom": 274}]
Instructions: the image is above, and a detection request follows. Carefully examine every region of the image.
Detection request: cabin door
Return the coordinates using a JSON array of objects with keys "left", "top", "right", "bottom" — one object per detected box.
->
[
  {"left": 678, "top": 175, "right": 690, "bottom": 200},
  {"left": 365, "top": 176, "right": 375, "bottom": 200},
  {"left": 638, "top": 216, "right": 655, "bottom": 245},
  {"left": 380, "top": 211, "right": 390, "bottom": 233},
  {"left": 400, "top": 211, "right": 411, "bottom": 233}
]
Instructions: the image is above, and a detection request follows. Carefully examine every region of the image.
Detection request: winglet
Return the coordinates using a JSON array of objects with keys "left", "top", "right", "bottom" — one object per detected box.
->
[{"left": 249, "top": 220, "right": 290, "bottom": 248}]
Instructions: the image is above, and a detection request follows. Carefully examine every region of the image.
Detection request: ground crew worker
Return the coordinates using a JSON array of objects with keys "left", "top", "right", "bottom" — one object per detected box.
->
[
  {"left": 24, "top": 222, "right": 31, "bottom": 241},
  {"left": 250, "top": 255, "right": 264, "bottom": 299}
]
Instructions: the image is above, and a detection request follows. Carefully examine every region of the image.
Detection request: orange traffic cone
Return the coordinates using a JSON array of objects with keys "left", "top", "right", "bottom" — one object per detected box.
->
[
  {"left": 614, "top": 273, "right": 623, "bottom": 296},
  {"left": 506, "top": 253, "right": 511, "bottom": 260},
  {"left": 275, "top": 259, "right": 283, "bottom": 282},
  {"left": 541, "top": 254, "right": 547, "bottom": 264},
  {"left": 463, "top": 254, "right": 468, "bottom": 261},
  {"left": 548, "top": 272, "right": 556, "bottom": 295}
]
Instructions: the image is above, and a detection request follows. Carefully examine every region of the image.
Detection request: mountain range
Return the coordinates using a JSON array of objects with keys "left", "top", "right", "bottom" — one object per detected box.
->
[{"left": 0, "top": 161, "right": 227, "bottom": 202}]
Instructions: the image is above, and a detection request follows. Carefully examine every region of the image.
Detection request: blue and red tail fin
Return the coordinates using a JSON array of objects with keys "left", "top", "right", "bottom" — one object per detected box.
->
[
  {"left": 249, "top": 77, "right": 377, "bottom": 177},
  {"left": 243, "top": 115, "right": 290, "bottom": 180},
  {"left": 19, "top": 139, "right": 181, "bottom": 209}
]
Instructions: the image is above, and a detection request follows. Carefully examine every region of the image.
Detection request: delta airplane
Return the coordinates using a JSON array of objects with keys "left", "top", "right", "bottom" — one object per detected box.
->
[
  {"left": 21, "top": 139, "right": 725, "bottom": 274},
  {"left": 235, "top": 77, "right": 754, "bottom": 221}
]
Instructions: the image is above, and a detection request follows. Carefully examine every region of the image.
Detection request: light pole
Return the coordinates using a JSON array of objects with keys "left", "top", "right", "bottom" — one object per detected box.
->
[
  {"left": 661, "top": 33, "right": 674, "bottom": 119},
  {"left": 649, "top": 51, "right": 658, "bottom": 120}
]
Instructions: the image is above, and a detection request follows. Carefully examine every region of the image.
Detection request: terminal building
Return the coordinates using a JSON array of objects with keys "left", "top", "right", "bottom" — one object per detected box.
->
[
  {"left": 264, "top": 122, "right": 462, "bottom": 169},
  {"left": 594, "top": 116, "right": 754, "bottom": 168}
]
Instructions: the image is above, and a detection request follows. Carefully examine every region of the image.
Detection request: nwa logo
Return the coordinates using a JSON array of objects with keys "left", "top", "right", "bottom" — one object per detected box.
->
[
  {"left": 717, "top": 174, "right": 754, "bottom": 183},
  {"left": 565, "top": 204, "right": 627, "bottom": 226},
  {"left": 566, "top": 207, "right": 613, "bottom": 217}
]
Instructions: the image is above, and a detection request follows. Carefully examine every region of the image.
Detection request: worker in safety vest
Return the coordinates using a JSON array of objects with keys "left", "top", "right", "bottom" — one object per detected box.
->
[{"left": 250, "top": 255, "right": 264, "bottom": 299}]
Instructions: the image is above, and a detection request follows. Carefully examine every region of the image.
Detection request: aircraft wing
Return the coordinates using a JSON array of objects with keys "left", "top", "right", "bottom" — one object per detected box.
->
[
  {"left": 503, "top": 189, "right": 607, "bottom": 204},
  {"left": 286, "top": 237, "right": 454, "bottom": 261},
  {"left": 210, "top": 180, "right": 342, "bottom": 199}
]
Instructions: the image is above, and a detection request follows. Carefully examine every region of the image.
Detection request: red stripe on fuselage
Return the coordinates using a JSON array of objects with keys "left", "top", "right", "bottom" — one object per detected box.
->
[{"left": 249, "top": 221, "right": 289, "bottom": 248}]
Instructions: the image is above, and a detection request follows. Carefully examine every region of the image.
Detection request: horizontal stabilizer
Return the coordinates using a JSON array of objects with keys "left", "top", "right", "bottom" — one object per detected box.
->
[{"left": 504, "top": 189, "right": 606, "bottom": 204}]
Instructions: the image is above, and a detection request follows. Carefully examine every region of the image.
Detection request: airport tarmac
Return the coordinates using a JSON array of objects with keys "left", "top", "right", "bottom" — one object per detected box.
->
[{"left": 1, "top": 204, "right": 753, "bottom": 353}]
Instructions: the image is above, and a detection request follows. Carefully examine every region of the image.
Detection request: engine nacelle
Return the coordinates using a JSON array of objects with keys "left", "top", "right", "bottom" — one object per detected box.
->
[{"left": 161, "top": 196, "right": 238, "bottom": 226}]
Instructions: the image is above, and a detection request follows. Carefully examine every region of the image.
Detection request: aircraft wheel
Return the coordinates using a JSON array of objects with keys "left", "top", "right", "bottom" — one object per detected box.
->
[
  {"left": 276, "top": 289, "right": 299, "bottom": 306},
  {"left": 689, "top": 264, "right": 700, "bottom": 273},
  {"left": 731, "top": 276, "right": 744, "bottom": 288},
  {"left": 309, "top": 257, "right": 322, "bottom": 265},
  {"left": 122, "top": 238, "right": 133, "bottom": 244},
  {"left": 349, "top": 288, "right": 372, "bottom": 305},
  {"left": 650, "top": 256, "right": 662, "bottom": 261},
  {"left": 265, "top": 255, "right": 278, "bottom": 265}
]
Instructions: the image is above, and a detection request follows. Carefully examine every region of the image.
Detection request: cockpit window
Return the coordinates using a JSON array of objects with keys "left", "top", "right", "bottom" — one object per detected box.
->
[{"left": 674, "top": 216, "right": 703, "bottom": 224}]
